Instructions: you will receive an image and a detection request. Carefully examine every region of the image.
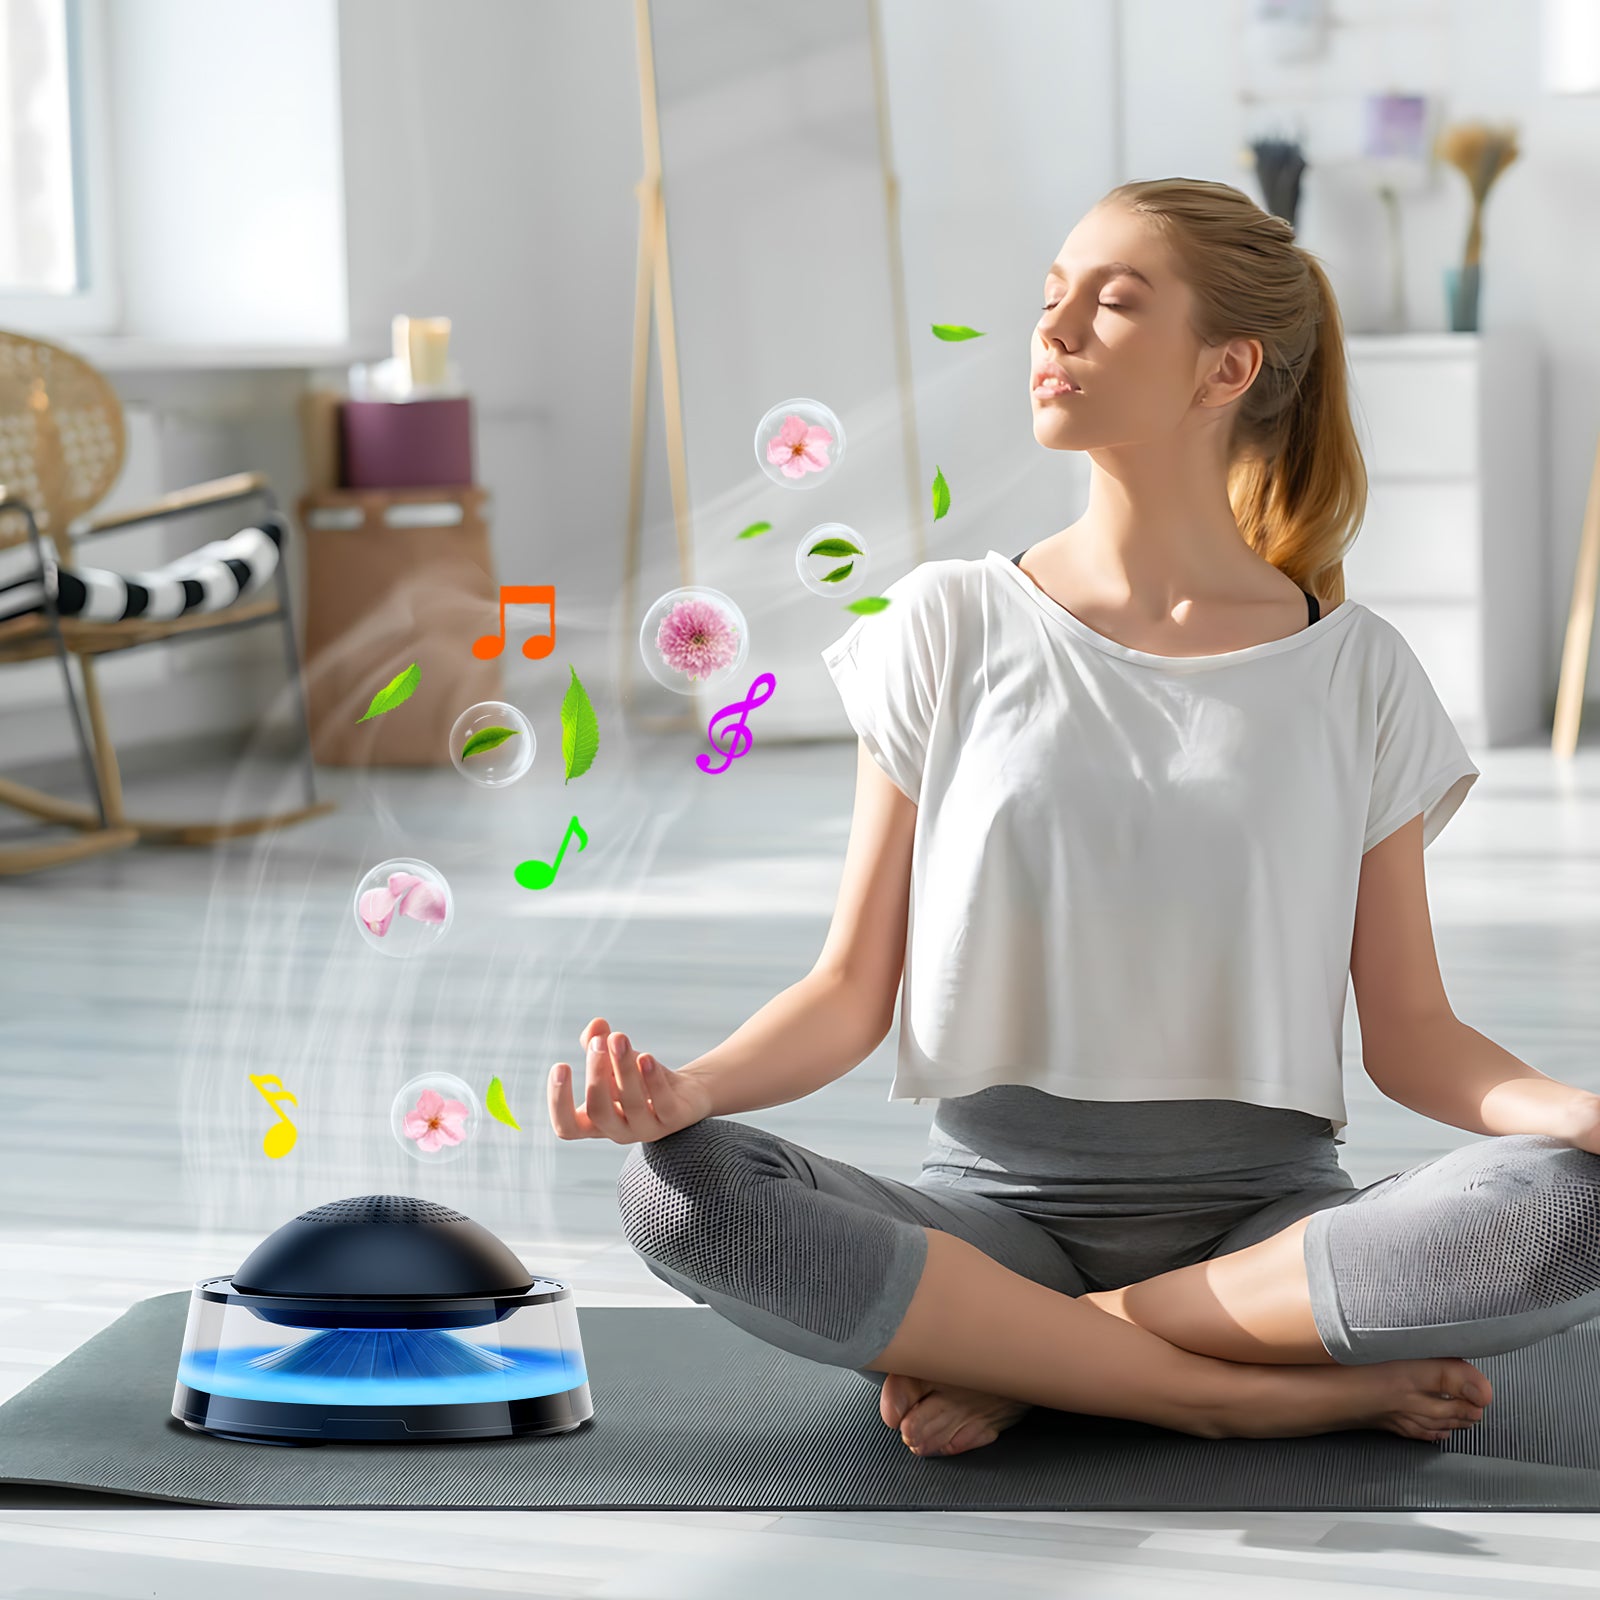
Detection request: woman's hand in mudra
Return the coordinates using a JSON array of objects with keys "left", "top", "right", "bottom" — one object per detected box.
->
[{"left": 548, "top": 1016, "right": 713, "bottom": 1145}]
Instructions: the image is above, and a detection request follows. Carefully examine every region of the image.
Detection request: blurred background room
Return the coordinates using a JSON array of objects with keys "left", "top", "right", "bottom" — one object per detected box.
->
[{"left": 3, "top": 0, "right": 1600, "bottom": 1590}]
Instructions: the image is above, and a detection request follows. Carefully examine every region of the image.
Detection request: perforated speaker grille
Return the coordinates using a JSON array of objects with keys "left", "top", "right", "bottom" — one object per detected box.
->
[{"left": 295, "top": 1195, "right": 466, "bottom": 1227}]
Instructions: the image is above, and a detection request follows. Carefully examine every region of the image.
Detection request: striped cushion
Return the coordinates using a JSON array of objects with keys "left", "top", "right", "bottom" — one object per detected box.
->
[{"left": 0, "top": 513, "right": 284, "bottom": 626}]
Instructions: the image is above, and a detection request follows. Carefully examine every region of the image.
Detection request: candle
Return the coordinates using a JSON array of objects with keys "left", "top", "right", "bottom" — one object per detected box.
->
[{"left": 390, "top": 315, "right": 452, "bottom": 392}]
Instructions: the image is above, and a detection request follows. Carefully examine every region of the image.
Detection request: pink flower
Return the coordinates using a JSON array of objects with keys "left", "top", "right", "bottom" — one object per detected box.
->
[
  {"left": 401, "top": 881, "right": 448, "bottom": 923},
  {"left": 765, "top": 413, "right": 832, "bottom": 478},
  {"left": 655, "top": 598, "right": 740, "bottom": 680},
  {"left": 358, "top": 871, "right": 449, "bottom": 937},
  {"left": 402, "top": 1088, "right": 469, "bottom": 1153},
  {"left": 358, "top": 884, "right": 403, "bottom": 936}
]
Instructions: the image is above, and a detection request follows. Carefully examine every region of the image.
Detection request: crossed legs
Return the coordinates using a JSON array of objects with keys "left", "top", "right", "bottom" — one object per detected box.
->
[
  {"left": 1084, "top": 1211, "right": 1333, "bottom": 1364},
  {"left": 613, "top": 1117, "right": 1558, "bottom": 1443},
  {"left": 1093, "top": 1134, "right": 1600, "bottom": 1370}
]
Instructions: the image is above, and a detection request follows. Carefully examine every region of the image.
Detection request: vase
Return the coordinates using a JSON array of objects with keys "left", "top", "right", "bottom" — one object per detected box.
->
[{"left": 1444, "top": 264, "right": 1481, "bottom": 332}]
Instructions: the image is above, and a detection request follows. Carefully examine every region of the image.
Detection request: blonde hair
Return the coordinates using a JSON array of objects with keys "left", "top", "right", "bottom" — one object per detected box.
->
[{"left": 1100, "top": 177, "right": 1367, "bottom": 607}]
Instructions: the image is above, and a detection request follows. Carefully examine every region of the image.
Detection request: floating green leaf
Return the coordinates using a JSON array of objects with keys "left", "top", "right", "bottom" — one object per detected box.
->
[
  {"left": 736, "top": 519, "right": 773, "bottom": 540},
  {"left": 845, "top": 596, "right": 891, "bottom": 615},
  {"left": 806, "top": 535, "right": 863, "bottom": 559},
  {"left": 561, "top": 664, "right": 599, "bottom": 785},
  {"left": 358, "top": 662, "right": 420, "bottom": 723},
  {"left": 485, "top": 1075, "right": 520, "bottom": 1131},
  {"left": 462, "top": 725, "right": 520, "bottom": 760},
  {"left": 931, "top": 465, "right": 950, "bottom": 521},
  {"left": 931, "top": 323, "right": 985, "bottom": 341},
  {"left": 821, "top": 561, "right": 854, "bottom": 583}
]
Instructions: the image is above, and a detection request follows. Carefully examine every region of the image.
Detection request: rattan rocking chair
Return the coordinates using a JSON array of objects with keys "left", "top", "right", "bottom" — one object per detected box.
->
[{"left": 0, "top": 329, "right": 333, "bottom": 875}]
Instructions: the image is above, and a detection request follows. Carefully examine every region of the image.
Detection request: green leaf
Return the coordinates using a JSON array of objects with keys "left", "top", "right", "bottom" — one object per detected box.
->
[
  {"left": 358, "top": 662, "right": 420, "bottom": 723},
  {"left": 845, "top": 596, "right": 891, "bottom": 615},
  {"left": 931, "top": 323, "right": 985, "bottom": 341},
  {"left": 931, "top": 465, "right": 950, "bottom": 521},
  {"left": 461, "top": 725, "right": 520, "bottom": 760},
  {"left": 485, "top": 1075, "right": 521, "bottom": 1131},
  {"left": 821, "top": 561, "right": 854, "bottom": 583},
  {"left": 806, "top": 535, "right": 863, "bottom": 558},
  {"left": 561, "top": 664, "right": 600, "bottom": 785},
  {"left": 736, "top": 520, "right": 773, "bottom": 540}
]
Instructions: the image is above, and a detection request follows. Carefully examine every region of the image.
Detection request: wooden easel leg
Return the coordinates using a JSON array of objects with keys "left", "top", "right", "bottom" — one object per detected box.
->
[
  {"left": 1553, "top": 428, "right": 1600, "bottom": 757},
  {"left": 623, "top": 0, "right": 696, "bottom": 737}
]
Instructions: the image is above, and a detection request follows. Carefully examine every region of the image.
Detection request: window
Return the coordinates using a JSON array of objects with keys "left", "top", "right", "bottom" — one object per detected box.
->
[{"left": 0, "top": 0, "right": 117, "bottom": 334}]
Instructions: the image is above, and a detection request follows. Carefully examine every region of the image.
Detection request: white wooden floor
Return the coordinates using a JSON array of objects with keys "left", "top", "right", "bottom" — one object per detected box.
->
[{"left": 2, "top": 717, "right": 1600, "bottom": 1595}]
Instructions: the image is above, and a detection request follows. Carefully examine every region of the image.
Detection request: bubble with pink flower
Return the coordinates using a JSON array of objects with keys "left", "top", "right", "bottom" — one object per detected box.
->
[
  {"left": 639, "top": 585, "right": 749, "bottom": 695},
  {"left": 353, "top": 858, "right": 453, "bottom": 958},
  {"left": 754, "top": 397, "right": 845, "bottom": 489},
  {"left": 390, "top": 1071, "right": 480, "bottom": 1164}
]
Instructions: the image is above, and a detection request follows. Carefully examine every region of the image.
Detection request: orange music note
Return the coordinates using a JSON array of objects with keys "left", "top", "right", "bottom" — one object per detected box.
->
[{"left": 472, "top": 585, "right": 556, "bottom": 660}]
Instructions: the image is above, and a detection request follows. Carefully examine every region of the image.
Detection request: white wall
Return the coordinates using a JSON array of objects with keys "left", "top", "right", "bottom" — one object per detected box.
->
[
  {"left": 1114, "top": 0, "right": 1581, "bottom": 712},
  {"left": 8, "top": 0, "right": 1600, "bottom": 777},
  {"left": 333, "top": 0, "right": 648, "bottom": 719},
  {"left": 332, "top": 0, "right": 1600, "bottom": 737},
  {"left": 106, "top": 0, "right": 348, "bottom": 344}
]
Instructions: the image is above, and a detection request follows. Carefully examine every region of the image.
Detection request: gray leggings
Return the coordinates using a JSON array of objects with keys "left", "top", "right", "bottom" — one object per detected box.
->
[{"left": 616, "top": 1085, "right": 1600, "bottom": 1371}]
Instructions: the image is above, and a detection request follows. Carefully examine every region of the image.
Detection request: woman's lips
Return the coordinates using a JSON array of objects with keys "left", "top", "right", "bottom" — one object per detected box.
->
[{"left": 1033, "top": 376, "right": 1081, "bottom": 397}]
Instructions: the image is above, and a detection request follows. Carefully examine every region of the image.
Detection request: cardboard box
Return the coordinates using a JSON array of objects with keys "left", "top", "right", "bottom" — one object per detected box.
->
[{"left": 298, "top": 486, "right": 504, "bottom": 766}]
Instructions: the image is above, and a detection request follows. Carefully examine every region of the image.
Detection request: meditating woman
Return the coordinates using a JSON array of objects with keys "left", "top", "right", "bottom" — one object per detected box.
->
[{"left": 548, "top": 177, "right": 1600, "bottom": 1457}]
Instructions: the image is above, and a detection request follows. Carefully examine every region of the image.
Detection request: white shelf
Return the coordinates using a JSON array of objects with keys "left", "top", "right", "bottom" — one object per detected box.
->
[{"left": 1343, "top": 328, "right": 1543, "bottom": 746}]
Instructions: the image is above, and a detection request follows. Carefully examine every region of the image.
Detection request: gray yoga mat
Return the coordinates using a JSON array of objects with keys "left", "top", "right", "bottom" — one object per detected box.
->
[{"left": 1, "top": 1290, "right": 1598, "bottom": 1510}]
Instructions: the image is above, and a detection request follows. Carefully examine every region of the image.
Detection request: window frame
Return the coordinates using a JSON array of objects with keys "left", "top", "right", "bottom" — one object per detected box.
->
[{"left": 0, "top": 0, "right": 120, "bottom": 336}]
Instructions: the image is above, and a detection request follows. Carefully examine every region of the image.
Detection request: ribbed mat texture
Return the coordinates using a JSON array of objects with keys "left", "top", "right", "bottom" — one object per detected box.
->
[{"left": 1, "top": 1291, "right": 1597, "bottom": 1509}]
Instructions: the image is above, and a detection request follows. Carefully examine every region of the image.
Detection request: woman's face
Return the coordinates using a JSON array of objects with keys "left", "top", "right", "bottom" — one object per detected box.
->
[{"left": 1030, "top": 205, "right": 1251, "bottom": 452}]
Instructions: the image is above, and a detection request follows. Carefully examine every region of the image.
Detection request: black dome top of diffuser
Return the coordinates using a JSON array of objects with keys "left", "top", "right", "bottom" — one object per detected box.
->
[{"left": 231, "top": 1194, "right": 535, "bottom": 1299}]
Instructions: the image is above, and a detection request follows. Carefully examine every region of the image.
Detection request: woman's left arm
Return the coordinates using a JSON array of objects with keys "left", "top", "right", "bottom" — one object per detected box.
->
[{"left": 1349, "top": 812, "right": 1600, "bottom": 1150}]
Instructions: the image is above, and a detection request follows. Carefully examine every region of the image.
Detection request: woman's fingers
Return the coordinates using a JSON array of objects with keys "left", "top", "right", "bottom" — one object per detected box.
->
[
  {"left": 608, "top": 1032, "right": 658, "bottom": 1127},
  {"left": 583, "top": 1033, "right": 634, "bottom": 1137},
  {"left": 548, "top": 1058, "right": 594, "bottom": 1139},
  {"left": 582, "top": 1018, "right": 627, "bottom": 1106},
  {"left": 551, "top": 1019, "right": 673, "bottom": 1143}
]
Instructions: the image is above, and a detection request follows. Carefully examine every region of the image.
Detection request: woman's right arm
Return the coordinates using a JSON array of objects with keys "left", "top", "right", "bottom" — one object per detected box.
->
[{"left": 673, "top": 739, "right": 917, "bottom": 1115}]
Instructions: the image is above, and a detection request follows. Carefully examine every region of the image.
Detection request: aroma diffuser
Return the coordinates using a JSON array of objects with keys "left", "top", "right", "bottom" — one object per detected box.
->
[{"left": 172, "top": 1194, "right": 592, "bottom": 1444}]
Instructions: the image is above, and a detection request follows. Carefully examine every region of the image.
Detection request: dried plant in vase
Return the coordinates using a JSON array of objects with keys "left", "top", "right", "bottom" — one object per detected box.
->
[
  {"left": 1249, "top": 137, "right": 1308, "bottom": 231},
  {"left": 1433, "top": 119, "right": 1521, "bottom": 331}
]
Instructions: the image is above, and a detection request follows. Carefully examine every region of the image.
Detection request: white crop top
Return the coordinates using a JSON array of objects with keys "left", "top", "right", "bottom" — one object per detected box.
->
[{"left": 819, "top": 549, "right": 1481, "bottom": 1138}]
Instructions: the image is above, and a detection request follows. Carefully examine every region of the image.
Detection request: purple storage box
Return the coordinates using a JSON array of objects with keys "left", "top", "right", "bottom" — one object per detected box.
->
[{"left": 341, "top": 396, "right": 475, "bottom": 489}]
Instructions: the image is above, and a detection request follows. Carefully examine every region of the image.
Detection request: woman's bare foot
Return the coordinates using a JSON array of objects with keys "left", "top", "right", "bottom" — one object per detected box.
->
[
  {"left": 881, "top": 1354, "right": 1494, "bottom": 1454},
  {"left": 1218, "top": 1355, "right": 1493, "bottom": 1443},
  {"left": 879, "top": 1372, "right": 1034, "bottom": 1456}
]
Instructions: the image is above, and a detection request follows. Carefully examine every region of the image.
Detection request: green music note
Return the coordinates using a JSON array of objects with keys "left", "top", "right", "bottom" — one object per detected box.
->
[{"left": 514, "top": 814, "right": 588, "bottom": 890}]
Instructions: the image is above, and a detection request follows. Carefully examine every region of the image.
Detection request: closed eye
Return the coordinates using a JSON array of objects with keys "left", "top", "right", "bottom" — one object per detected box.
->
[{"left": 1041, "top": 301, "right": 1130, "bottom": 312}]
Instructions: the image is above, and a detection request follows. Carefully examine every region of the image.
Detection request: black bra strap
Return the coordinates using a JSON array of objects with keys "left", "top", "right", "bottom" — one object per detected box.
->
[{"left": 1013, "top": 549, "right": 1320, "bottom": 625}]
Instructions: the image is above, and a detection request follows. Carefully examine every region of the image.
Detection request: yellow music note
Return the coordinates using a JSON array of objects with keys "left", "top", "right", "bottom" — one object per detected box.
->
[
  {"left": 514, "top": 814, "right": 588, "bottom": 890},
  {"left": 248, "top": 1073, "right": 299, "bottom": 1159}
]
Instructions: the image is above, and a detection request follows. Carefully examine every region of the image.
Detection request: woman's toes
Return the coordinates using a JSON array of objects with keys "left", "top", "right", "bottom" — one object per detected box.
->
[
  {"left": 946, "top": 1423, "right": 994, "bottom": 1453},
  {"left": 899, "top": 1389, "right": 1028, "bottom": 1456},
  {"left": 1439, "top": 1357, "right": 1492, "bottom": 1408},
  {"left": 879, "top": 1373, "right": 933, "bottom": 1431},
  {"left": 899, "top": 1395, "right": 954, "bottom": 1452}
]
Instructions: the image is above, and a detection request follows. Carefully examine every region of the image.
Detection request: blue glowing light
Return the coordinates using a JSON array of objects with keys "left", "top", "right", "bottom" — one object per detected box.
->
[{"left": 180, "top": 1329, "right": 587, "bottom": 1407}]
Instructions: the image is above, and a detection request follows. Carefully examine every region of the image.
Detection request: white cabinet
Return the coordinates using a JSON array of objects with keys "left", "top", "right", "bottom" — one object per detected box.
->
[{"left": 1342, "top": 331, "right": 1543, "bottom": 746}]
